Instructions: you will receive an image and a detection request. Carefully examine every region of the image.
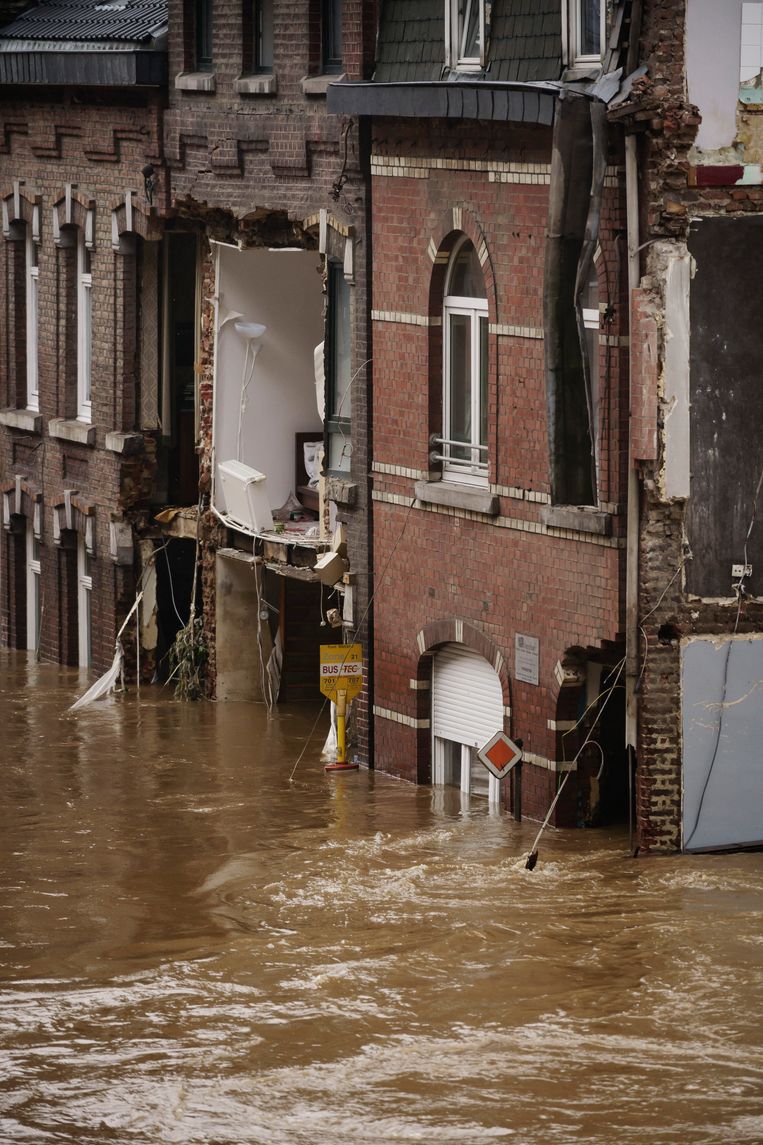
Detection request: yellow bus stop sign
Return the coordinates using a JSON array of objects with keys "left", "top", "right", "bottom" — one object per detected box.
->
[{"left": 319, "top": 643, "right": 363, "bottom": 702}]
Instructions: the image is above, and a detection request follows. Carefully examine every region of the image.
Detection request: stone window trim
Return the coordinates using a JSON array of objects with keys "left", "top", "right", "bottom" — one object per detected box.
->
[
  {"left": 2, "top": 181, "right": 42, "bottom": 414},
  {"left": 110, "top": 190, "right": 163, "bottom": 251},
  {"left": 301, "top": 72, "right": 345, "bottom": 95},
  {"left": 51, "top": 490, "right": 95, "bottom": 554},
  {"left": 0, "top": 408, "right": 42, "bottom": 433},
  {"left": 52, "top": 184, "right": 95, "bottom": 249},
  {"left": 427, "top": 216, "right": 497, "bottom": 492},
  {"left": 415, "top": 478, "right": 499, "bottom": 517},
  {"left": 540, "top": 503, "right": 613, "bottom": 536},
  {"left": 1, "top": 179, "right": 41, "bottom": 241},
  {"left": 235, "top": 73, "right": 277, "bottom": 95},
  {"left": 1, "top": 476, "right": 42, "bottom": 537},
  {"left": 48, "top": 417, "right": 96, "bottom": 447},
  {"left": 175, "top": 70, "right": 217, "bottom": 92}
]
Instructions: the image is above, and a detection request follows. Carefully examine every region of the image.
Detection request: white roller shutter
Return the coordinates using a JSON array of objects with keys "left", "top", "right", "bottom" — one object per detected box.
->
[{"left": 432, "top": 643, "right": 504, "bottom": 748}]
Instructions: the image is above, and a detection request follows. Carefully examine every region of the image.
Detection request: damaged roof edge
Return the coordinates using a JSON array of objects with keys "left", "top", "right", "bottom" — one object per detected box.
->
[{"left": 326, "top": 71, "right": 625, "bottom": 123}]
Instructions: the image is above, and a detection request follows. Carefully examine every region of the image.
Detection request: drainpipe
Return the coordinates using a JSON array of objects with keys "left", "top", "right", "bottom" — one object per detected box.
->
[{"left": 624, "top": 131, "right": 639, "bottom": 848}]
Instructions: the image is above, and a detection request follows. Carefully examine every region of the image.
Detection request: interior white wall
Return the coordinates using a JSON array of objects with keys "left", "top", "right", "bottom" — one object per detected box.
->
[
  {"left": 214, "top": 247, "right": 324, "bottom": 513},
  {"left": 687, "top": 0, "right": 743, "bottom": 151}
]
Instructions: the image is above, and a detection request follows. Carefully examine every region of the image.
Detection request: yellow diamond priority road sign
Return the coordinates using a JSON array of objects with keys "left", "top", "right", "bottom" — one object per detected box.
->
[
  {"left": 319, "top": 643, "right": 363, "bottom": 703},
  {"left": 477, "top": 731, "right": 523, "bottom": 780}
]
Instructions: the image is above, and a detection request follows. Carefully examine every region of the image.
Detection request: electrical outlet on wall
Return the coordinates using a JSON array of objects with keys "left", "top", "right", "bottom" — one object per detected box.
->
[{"left": 732, "top": 563, "right": 753, "bottom": 579}]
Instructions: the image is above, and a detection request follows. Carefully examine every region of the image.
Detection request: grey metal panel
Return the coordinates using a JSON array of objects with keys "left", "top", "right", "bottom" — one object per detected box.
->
[
  {"left": 0, "top": 48, "right": 166, "bottom": 85},
  {"left": 476, "top": 86, "right": 494, "bottom": 120},
  {"left": 492, "top": 87, "right": 508, "bottom": 120},
  {"left": 538, "top": 93, "right": 556, "bottom": 125},
  {"left": 508, "top": 90, "right": 524, "bottom": 122},
  {"left": 458, "top": 87, "right": 476, "bottom": 119},
  {"left": 328, "top": 80, "right": 562, "bottom": 123},
  {"left": 327, "top": 79, "right": 559, "bottom": 124},
  {"left": 682, "top": 637, "right": 763, "bottom": 852}
]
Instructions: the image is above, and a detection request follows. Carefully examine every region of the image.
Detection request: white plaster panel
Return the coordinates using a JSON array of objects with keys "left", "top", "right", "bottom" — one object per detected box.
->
[
  {"left": 663, "top": 252, "right": 691, "bottom": 501},
  {"left": 687, "top": 0, "right": 744, "bottom": 150},
  {"left": 213, "top": 247, "right": 324, "bottom": 512}
]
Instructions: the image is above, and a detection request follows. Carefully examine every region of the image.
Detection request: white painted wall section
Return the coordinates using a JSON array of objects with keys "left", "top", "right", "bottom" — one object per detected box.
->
[
  {"left": 686, "top": 0, "right": 743, "bottom": 151},
  {"left": 213, "top": 247, "right": 324, "bottom": 514},
  {"left": 663, "top": 251, "right": 691, "bottom": 501}
]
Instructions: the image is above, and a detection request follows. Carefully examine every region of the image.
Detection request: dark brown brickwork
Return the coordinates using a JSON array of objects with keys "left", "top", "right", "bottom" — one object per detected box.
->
[
  {"left": 0, "top": 90, "right": 165, "bottom": 677},
  {"left": 162, "top": 0, "right": 374, "bottom": 762}
]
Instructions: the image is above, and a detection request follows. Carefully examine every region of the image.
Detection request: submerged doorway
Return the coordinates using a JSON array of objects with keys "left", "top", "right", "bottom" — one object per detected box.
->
[{"left": 431, "top": 643, "right": 504, "bottom": 802}]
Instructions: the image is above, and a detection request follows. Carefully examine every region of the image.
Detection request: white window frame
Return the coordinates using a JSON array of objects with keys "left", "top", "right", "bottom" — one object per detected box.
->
[
  {"left": 442, "top": 241, "right": 488, "bottom": 486},
  {"left": 445, "top": 0, "right": 485, "bottom": 71},
  {"left": 77, "top": 534, "right": 92, "bottom": 669},
  {"left": 582, "top": 253, "right": 601, "bottom": 466},
  {"left": 25, "top": 227, "right": 39, "bottom": 412},
  {"left": 77, "top": 228, "right": 92, "bottom": 422},
  {"left": 25, "top": 519, "right": 41, "bottom": 654},
  {"left": 564, "top": 0, "right": 606, "bottom": 68},
  {"left": 433, "top": 737, "right": 500, "bottom": 803}
]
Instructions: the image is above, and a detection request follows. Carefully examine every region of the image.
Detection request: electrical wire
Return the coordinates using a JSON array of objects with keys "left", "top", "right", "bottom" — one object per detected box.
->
[
  {"left": 163, "top": 544, "right": 185, "bottom": 627},
  {"left": 251, "top": 538, "right": 274, "bottom": 713},
  {"left": 528, "top": 658, "right": 625, "bottom": 865}
]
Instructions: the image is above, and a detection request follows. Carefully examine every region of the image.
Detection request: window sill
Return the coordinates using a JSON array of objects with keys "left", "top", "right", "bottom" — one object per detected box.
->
[
  {"left": 325, "top": 475, "right": 357, "bottom": 507},
  {"left": 235, "top": 73, "right": 277, "bottom": 95},
  {"left": 175, "top": 70, "right": 216, "bottom": 92},
  {"left": 541, "top": 504, "right": 612, "bottom": 536},
  {"left": 415, "top": 479, "right": 498, "bottom": 516},
  {"left": 105, "top": 431, "right": 144, "bottom": 455},
  {"left": 49, "top": 418, "right": 96, "bottom": 447},
  {"left": 0, "top": 408, "right": 42, "bottom": 433},
  {"left": 301, "top": 72, "right": 345, "bottom": 96},
  {"left": 562, "top": 62, "right": 602, "bottom": 81}
]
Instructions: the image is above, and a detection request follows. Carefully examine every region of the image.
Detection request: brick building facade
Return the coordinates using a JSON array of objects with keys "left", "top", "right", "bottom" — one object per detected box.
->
[
  {"left": 0, "top": 0, "right": 375, "bottom": 767},
  {"left": 331, "top": 1, "right": 633, "bottom": 825},
  {"left": 161, "top": 0, "right": 375, "bottom": 758},
  {"left": 0, "top": 3, "right": 166, "bottom": 677},
  {"left": 615, "top": 0, "right": 763, "bottom": 852}
]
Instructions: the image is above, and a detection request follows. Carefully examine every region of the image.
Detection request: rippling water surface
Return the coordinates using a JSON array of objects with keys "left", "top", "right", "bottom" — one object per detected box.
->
[{"left": 1, "top": 650, "right": 762, "bottom": 1144}]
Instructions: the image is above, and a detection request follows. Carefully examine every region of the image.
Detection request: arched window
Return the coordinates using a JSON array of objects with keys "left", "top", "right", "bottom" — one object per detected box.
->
[{"left": 442, "top": 237, "right": 488, "bottom": 484}]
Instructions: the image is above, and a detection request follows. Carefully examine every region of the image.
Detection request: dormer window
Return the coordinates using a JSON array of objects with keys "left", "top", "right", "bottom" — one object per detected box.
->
[
  {"left": 446, "top": 0, "right": 485, "bottom": 71},
  {"left": 566, "top": 0, "right": 605, "bottom": 68}
]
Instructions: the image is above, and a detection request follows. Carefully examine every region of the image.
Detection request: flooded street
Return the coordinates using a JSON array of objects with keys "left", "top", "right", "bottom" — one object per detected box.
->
[{"left": 1, "top": 650, "right": 762, "bottom": 1144}]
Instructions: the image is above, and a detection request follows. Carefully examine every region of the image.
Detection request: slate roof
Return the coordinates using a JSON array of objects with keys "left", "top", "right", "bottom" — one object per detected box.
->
[
  {"left": 374, "top": 0, "right": 562, "bottom": 85},
  {"left": 0, "top": 0, "right": 167, "bottom": 44}
]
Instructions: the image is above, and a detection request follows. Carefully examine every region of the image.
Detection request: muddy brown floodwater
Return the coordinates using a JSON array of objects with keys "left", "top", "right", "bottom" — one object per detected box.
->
[{"left": 1, "top": 650, "right": 763, "bottom": 1145}]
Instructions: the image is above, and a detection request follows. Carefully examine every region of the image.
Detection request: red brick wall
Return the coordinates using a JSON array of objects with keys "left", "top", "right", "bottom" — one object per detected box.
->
[{"left": 368, "top": 120, "right": 629, "bottom": 820}]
